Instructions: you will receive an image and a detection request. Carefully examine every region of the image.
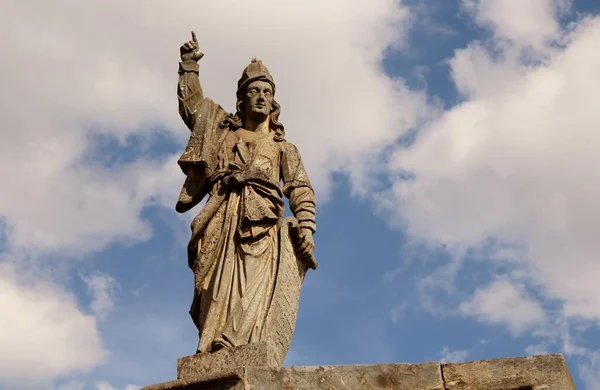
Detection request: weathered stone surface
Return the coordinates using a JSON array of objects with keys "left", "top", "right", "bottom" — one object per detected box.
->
[
  {"left": 145, "top": 363, "right": 443, "bottom": 390},
  {"left": 245, "top": 363, "right": 444, "bottom": 390},
  {"left": 142, "top": 354, "right": 577, "bottom": 390},
  {"left": 143, "top": 369, "right": 242, "bottom": 390},
  {"left": 177, "top": 341, "right": 278, "bottom": 380},
  {"left": 442, "top": 354, "right": 576, "bottom": 390}
]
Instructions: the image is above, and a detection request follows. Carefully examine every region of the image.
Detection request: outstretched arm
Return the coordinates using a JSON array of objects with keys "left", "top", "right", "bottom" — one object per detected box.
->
[
  {"left": 178, "top": 31, "right": 205, "bottom": 130},
  {"left": 175, "top": 31, "right": 228, "bottom": 214}
]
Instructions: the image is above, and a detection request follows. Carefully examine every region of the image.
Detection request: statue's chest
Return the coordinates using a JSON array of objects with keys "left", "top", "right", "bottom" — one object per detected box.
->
[{"left": 221, "top": 131, "right": 281, "bottom": 176}]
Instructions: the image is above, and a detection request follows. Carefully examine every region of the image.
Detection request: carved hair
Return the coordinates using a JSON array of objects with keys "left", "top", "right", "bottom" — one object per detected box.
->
[{"left": 220, "top": 92, "right": 286, "bottom": 141}]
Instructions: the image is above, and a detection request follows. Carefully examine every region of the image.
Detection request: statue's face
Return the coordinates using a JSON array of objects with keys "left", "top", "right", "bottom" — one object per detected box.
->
[{"left": 244, "top": 80, "right": 273, "bottom": 121}]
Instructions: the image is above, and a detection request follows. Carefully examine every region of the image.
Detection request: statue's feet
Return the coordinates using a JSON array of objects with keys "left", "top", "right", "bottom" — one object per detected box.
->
[{"left": 210, "top": 337, "right": 233, "bottom": 352}]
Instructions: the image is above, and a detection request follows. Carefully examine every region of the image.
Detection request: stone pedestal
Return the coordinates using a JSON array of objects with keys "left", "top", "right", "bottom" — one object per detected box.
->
[
  {"left": 142, "top": 353, "right": 576, "bottom": 390},
  {"left": 177, "top": 341, "right": 279, "bottom": 380}
]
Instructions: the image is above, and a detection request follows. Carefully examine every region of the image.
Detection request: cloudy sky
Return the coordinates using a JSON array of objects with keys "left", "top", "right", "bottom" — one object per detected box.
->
[{"left": 1, "top": 0, "right": 600, "bottom": 388}]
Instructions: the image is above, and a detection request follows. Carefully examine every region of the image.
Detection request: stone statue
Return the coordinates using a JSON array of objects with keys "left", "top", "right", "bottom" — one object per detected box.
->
[
  {"left": 175, "top": 31, "right": 317, "bottom": 364},
  {"left": 140, "top": 30, "right": 579, "bottom": 390}
]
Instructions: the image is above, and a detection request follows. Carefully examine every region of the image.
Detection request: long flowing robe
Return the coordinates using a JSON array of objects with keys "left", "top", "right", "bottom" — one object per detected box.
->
[{"left": 176, "top": 60, "right": 316, "bottom": 354}]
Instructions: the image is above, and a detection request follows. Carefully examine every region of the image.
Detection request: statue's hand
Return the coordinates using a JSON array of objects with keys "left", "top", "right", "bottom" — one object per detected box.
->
[
  {"left": 223, "top": 172, "right": 245, "bottom": 187},
  {"left": 180, "top": 30, "right": 204, "bottom": 62},
  {"left": 297, "top": 229, "right": 315, "bottom": 259}
]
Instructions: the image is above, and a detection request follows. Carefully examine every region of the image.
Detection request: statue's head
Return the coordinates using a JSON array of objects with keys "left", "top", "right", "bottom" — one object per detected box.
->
[
  {"left": 236, "top": 56, "right": 275, "bottom": 101},
  {"left": 221, "top": 57, "right": 285, "bottom": 139},
  {"left": 242, "top": 79, "right": 274, "bottom": 123}
]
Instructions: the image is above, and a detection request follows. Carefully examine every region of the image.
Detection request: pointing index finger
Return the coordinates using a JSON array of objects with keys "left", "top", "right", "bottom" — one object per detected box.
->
[{"left": 191, "top": 30, "right": 198, "bottom": 43}]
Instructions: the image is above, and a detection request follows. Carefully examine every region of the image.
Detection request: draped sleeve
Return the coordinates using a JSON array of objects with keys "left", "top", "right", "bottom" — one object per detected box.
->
[{"left": 280, "top": 142, "right": 316, "bottom": 233}]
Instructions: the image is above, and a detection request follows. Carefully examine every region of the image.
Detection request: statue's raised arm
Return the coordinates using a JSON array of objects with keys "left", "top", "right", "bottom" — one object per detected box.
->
[
  {"left": 176, "top": 31, "right": 230, "bottom": 213},
  {"left": 177, "top": 31, "right": 205, "bottom": 130}
]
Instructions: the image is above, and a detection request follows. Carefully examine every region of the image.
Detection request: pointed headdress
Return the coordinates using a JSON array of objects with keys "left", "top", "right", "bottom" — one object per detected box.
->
[{"left": 236, "top": 56, "right": 275, "bottom": 100}]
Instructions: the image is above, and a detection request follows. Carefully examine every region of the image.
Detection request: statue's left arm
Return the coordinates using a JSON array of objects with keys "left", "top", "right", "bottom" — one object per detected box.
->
[{"left": 281, "top": 142, "right": 316, "bottom": 238}]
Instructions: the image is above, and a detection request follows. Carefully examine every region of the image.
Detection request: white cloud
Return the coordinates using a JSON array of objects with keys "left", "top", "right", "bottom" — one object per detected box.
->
[
  {"left": 96, "top": 383, "right": 140, "bottom": 390},
  {"left": 0, "top": 263, "right": 106, "bottom": 387},
  {"left": 381, "top": 7, "right": 600, "bottom": 326},
  {"left": 459, "top": 279, "right": 546, "bottom": 336},
  {"left": 578, "top": 350, "right": 600, "bottom": 390},
  {"left": 439, "top": 346, "right": 469, "bottom": 363},
  {"left": 374, "top": 8, "right": 600, "bottom": 381},
  {"left": 462, "top": 0, "right": 570, "bottom": 49},
  {"left": 80, "top": 273, "right": 119, "bottom": 319},
  {"left": 525, "top": 342, "right": 550, "bottom": 356}
]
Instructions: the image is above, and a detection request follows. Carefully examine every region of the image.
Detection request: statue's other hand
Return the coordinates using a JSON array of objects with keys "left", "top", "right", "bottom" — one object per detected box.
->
[
  {"left": 180, "top": 30, "right": 204, "bottom": 62},
  {"left": 297, "top": 229, "right": 315, "bottom": 259}
]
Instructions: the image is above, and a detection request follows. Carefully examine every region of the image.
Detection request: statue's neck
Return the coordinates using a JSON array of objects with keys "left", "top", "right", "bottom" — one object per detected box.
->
[{"left": 243, "top": 117, "right": 270, "bottom": 134}]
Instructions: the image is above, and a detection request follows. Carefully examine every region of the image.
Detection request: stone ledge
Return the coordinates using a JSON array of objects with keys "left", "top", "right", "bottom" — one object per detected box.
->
[
  {"left": 177, "top": 341, "right": 279, "bottom": 380},
  {"left": 144, "top": 362, "right": 443, "bottom": 390},
  {"left": 142, "top": 354, "right": 576, "bottom": 390},
  {"left": 244, "top": 363, "right": 443, "bottom": 390},
  {"left": 442, "top": 354, "right": 576, "bottom": 390},
  {"left": 143, "top": 369, "right": 242, "bottom": 390}
]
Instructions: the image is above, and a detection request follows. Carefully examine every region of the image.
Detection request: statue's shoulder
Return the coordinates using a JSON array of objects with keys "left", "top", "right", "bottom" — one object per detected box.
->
[
  {"left": 278, "top": 140, "right": 307, "bottom": 170},
  {"left": 202, "top": 97, "right": 228, "bottom": 117},
  {"left": 279, "top": 140, "right": 301, "bottom": 155}
]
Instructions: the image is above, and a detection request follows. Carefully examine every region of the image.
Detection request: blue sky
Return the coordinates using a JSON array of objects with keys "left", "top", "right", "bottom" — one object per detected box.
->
[{"left": 1, "top": 0, "right": 600, "bottom": 389}]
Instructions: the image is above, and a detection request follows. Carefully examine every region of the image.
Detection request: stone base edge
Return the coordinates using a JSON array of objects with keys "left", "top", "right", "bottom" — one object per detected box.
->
[
  {"left": 177, "top": 341, "right": 279, "bottom": 380},
  {"left": 142, "top": 354, "right": 576, "bottom": 390}
]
